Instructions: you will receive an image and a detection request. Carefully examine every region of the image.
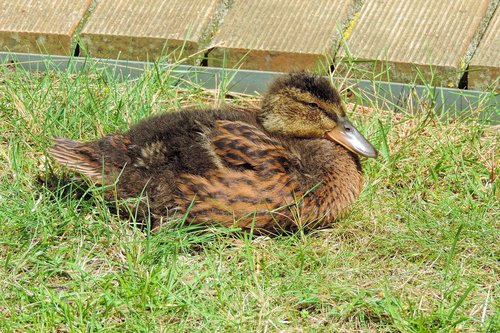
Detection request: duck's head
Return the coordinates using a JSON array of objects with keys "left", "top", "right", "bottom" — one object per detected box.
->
[{"left": 259, "top": 72, "right": 377, "bottom": 158}]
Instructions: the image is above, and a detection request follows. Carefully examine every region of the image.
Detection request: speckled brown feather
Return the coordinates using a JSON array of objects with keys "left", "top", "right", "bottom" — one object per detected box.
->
[{"left": 175, "top": 120, "right": 300, "bottom": 229}]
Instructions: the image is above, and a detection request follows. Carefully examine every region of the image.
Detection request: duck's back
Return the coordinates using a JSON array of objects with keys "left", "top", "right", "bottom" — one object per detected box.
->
[{"left": 126, "top": 107, "right": 261, "bottom": 175}]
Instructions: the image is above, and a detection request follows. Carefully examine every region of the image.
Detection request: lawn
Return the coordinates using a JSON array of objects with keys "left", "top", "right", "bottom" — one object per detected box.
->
[{"left": 0, "top": 62, "right": 498, "bottom": 332}]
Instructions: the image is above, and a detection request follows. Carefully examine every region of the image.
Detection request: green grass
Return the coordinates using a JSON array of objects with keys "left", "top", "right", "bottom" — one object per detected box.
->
[{"left": 0, "top": 61, "right": 498, "bottom": 332}]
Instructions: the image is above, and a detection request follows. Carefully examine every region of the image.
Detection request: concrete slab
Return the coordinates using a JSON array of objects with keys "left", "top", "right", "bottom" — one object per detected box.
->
[
  {"left": 338, "top": 0, "right": 493, "bottom": 87},
  {"left": 0, "top": 0, "right": 91, "bottom": 55},
  {"left": 80, "top": 0, "right": 223, "bottom": 62},
  {"left": 209, "top": 0, "right": 357, "bottom": 72},
  {"left": 469, "top": 7, "right": 500, "bottom": 91}
]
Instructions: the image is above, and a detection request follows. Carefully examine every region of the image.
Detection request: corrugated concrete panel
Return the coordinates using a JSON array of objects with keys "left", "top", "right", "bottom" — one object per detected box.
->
[
  {"left": 469, "top": 8, "right": 500, "bottom": 91},
  {"left": 80, "top": 0, "right": 222, "bottom": 62},
  {"left": 0, "top": 0, "right": 91, "bottom": 55},
  {"left": 338, "top": 0, "right": 493, "bottom": 87},
  {"left": 209, "top": 0, "right": 357, "bottom": 72}
]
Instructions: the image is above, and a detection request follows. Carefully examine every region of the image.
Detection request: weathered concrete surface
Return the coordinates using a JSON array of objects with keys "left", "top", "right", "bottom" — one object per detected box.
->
[
  {"left": 469, "top": 7, "right": 500, "bottom": 91},
  {"left": 338, "top": 0, "right": 494, "bottom": 87},
  {"left": 209, "top": 0, "right": 357, "bottom": 72},
  {"left": 80, "top": 0, "right": 223, "bottom": 62},
  {"left": 0, "top": 0, "right": 91, "bottom": 55}
]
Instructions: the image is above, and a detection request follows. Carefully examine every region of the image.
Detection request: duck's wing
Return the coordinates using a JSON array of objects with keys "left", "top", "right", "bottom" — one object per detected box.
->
[
  {"left": 211, "top": 120, "right": 291, "bottom": 176},
  {"left": 48, "top": 134, "right": 131, "bottom": 183},
  {"left": 175, "top": 120, "right": 301, "bottom": 228}
]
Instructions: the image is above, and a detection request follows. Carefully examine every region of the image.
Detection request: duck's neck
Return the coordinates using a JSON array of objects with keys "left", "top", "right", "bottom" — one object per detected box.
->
[{"left": 289, "top": 139, "right": 363, "bottom": 226}]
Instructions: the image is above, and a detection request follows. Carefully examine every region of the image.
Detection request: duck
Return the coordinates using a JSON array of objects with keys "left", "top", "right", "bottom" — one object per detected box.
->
[{"left": 48, "top": 72, "right": 377, "bottom": 232}]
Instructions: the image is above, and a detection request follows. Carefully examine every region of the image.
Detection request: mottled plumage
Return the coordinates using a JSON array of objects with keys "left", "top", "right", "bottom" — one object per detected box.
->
[{"left": 49, "top": 72, "right": 377, "bottom": 232}]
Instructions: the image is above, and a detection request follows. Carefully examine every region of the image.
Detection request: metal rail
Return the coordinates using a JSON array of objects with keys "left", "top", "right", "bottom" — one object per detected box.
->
[{"left": 1, "top": 52, "right": 498, "bottom": 124}]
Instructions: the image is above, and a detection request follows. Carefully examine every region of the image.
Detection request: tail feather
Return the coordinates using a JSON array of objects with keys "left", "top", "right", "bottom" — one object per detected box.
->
[{"left": 48, "top": 137, "right": 105, "bottom": 181}]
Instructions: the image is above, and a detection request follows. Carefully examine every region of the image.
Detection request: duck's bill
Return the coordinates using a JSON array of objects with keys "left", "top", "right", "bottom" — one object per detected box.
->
[{"left": 325, "top": 120, "right": 378, "bottom": 158}]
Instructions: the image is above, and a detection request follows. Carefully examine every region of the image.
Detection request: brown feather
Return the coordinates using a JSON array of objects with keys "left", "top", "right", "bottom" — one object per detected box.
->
[{"left": 48, "top": 138, "right": 104, "bottom": 181}]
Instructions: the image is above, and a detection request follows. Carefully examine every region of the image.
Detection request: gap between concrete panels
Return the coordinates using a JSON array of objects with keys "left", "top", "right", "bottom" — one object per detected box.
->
[{"left": 1, "top": 52, "right": 498, "bottom": 124}]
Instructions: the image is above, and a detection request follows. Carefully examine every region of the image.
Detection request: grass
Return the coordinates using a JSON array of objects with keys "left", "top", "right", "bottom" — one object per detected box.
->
[{"left": 0, "top": 59, "right": 498, "bottom": 332}]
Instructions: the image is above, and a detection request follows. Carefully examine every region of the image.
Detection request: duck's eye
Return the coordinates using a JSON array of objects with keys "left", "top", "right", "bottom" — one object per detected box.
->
[{"left": 306, "top": 102, "right": 319, "bottom": 109}]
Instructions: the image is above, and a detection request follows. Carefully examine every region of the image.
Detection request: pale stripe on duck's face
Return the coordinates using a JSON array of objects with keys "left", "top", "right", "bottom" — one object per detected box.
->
[
  {"left": 260, "top": 88, "right": 343, "bottom": 138},
  {"left": 261, "top": 85, "right": 377, "bottom": 158}
]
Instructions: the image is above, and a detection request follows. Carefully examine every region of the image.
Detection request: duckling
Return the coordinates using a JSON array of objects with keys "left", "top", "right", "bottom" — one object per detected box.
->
[{"left": 49, "top": 72, "right": 377, "bottom": 231}]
